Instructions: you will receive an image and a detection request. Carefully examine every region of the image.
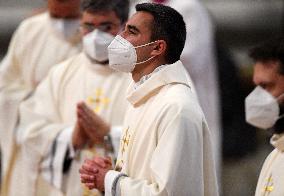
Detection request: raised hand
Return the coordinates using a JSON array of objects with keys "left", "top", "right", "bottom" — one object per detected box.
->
[{"left": 77, "top": 102, "right": 110, "bottom": 144}]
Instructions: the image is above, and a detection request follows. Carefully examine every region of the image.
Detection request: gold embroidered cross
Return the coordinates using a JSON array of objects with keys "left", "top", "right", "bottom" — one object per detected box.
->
[
  {"left": 86, "top": 88, "right": 110, "bottom": 113},
  {"left": 121, "top": 127, "right": 130, "bottom": 155},
  {"left": 263, "top": 175, "right": 274, "bottom": 193},
  {"left": 115, "top": 159, "right": 124, "bottom": 172},
  {"left": 264, "top": 186, "right": 274, "bottom": 192},
  {"left": 114, "top": 128, "right": 130, "bottom": 172}
]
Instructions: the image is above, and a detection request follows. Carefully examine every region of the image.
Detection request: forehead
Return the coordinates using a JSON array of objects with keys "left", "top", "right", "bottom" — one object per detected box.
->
[
  {"left": 82, "top": 10, "right": 120, "bottom": 24},
  {"left": 253, "top": 61, "right": 280, "bottom": 84},
  {"left": 127, "top": 11, "right": 153, "bottom": 32},
  {"left": 49, "top": 0, "right": 80, "bottom": 6}
]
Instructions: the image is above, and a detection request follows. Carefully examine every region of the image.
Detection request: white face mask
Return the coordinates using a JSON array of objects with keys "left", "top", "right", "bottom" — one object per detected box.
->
[
  {"left": 108, "top": 35, "right": 157, "bottom": 73},
  {"left": 50, "top": 18, "right": 80, "bottom": 40},
  {"left": 245, "top": 86, "right": 281, "bottom": 129},
  {"left": 83, "top": 29, "right": 114, "bottom": 62}
]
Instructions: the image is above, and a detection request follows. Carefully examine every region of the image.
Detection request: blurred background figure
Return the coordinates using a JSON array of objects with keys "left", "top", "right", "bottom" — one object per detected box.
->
[
  {"left": 0, "top": 0, "right": 283, "bottom": 196},
  {"left": 12, "top": 0, "right": 130, "bottom": 195},
  {"left": 246, "top": 36, "right": 284, "bottom": 196},
  {"left": 0, "top": 0, "right": 81, "bottom": 194}
]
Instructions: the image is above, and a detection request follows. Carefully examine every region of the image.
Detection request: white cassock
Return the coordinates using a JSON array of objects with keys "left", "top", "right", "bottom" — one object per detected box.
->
[
  {"left": 255, "top": 134, "right": 284, "bottom": 196},
  {"left": 0, "top": 11, "right": 81, "bottom": 191},
  {"left": 131, "top": 0, "right": 221, "bottom": 177},
  {"left": 105, "top": 61, "right": 219, "bottom": 196},
  {"left": 6, "top": 53, "right": 130, "bottom": 196}
]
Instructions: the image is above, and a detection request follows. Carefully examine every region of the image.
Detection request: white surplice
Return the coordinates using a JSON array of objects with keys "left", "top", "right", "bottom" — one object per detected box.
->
[
  {"left": 0, "top": 12, "right": 81, "bottom": 190},
  {"left": 105, "top": 61, "right": 219, "bottom": 196},
  {"left": 255, "top": 134, "right": 284, "bottom": 196},
  {"left": 130, "top": 0, "right": 221, "bottom": 177},
  {"left": 7, "top": 53, "right": 130, "bottom": 196}
]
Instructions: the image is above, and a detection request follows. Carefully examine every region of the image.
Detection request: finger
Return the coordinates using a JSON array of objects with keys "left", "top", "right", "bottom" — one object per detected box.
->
[
  {"left": 79, "top": 168, "right": 88, "bottom": 175},
  {"left": 84, "top": 183, "right": 96, "bottom": 190},
  {"left": 79, "top": 167, "right": 92, "bottom": 175},
  {"left": 81, "top": 103, "right": 97, "bottom": 120},
  {"left": 78, "top": 109, "right": 94, "bottom": 128},
  {"left": 78, "top": 118, "right": 102, "bottom": 144},
  {"left": 93, "top": 157, "right": 107, "bottom": 168},
  {"left": 78, "top": 114, "right": 92, "bottom": 131},
  {"left": 80, "top": 174, "right": 95, "bottom": 183},
  {"left": 81, "top": 162, "right": 99, "bottom": 174},
  {"left": 105, "top": 156, "right": 112, "bottom": 165},
  {"left": 77, "top": 101, "right": 85, "bottom": 108},
  {"left": 83, "top": 158, "right": 98, "bottom": 168},
  {"left": 81, "top": 102, "right": 93, "bottom": 113},
  {"left": 83, "top": 158, "right": 93, "bottom": 165},
  {"left": 79, "top": 167, "right": 96, "bottom": 175},
  {"left": 77, "top": 102, "right": 85, "bottom": 115},
  {"left": 77, "top": 105, "right": 91, "bottom": 121},
  {"left": 77, "top": 102, "right": 89, "bottom": 115}
]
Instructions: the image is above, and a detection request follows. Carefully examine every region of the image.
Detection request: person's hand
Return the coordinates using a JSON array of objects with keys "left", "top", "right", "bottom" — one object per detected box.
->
[
  {"left": 72, "top": 120, "right": 89, "bottom": 150},
  {"left": 79, "top": 156, "right": 112, "bottom": 191},
  {"left": 77, "top": 102, "right": 110, "bottom": 144}
]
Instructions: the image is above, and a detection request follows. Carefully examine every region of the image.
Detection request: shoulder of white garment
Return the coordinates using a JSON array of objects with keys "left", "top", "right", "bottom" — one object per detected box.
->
[
  {"left": 161, "top": 85, "right": 204, "bottom": 119},
  {"left": 17, "top": 12, "right": 49, "bottom": 32},
  {"left": 126, "top": 61, "right": 194, "bottom": 105},
  {"left": 45, "top": 53, "right": 84, "bottom": 81},
  {"left": 270, "top": 134, "right": 284, "bottom": 151}
]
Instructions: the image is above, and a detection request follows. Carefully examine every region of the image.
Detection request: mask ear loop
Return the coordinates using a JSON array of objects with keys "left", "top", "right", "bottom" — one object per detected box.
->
[
  {"left": 135, "top": 55, "right": 156, "bottom": 65},
  {"left": 134, "top": 40, "right": 159, "bottom": 49},
  {"left": 134, "top": 40, "right": 160, "bottom": 65}
]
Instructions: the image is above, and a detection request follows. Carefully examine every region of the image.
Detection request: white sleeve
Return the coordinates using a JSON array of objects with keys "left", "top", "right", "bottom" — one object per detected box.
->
[
  {"left": 105, "top": 170, "right": 126, "bottom": 196},
  {"left": 109, "top": 126, "right": 123, "bottom": 157},
  {"left": 40, "top": 126, "right": 74, "bottom": 189}
]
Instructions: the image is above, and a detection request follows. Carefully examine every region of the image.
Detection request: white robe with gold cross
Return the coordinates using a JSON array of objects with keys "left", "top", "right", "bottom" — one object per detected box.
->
[
  {"left": 255, "top": 134, "right": 284, "bottom": 196},
  {"left": 130, "top": 0, "right": 221, "bottom": 177},
  {"left": 106, "top": 60, "right": 219, "bottom": 196},
  {"left": 0, "top": 11, "right": 81, "bottom": 188},
  {"left": 7, "top": 53, "right": 130, "bottom": 196}
]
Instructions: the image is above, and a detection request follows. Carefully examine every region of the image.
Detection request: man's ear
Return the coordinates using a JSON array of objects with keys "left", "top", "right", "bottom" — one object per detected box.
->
[{"left": 151, "top": 40, "right": 167, "bottom": 56}]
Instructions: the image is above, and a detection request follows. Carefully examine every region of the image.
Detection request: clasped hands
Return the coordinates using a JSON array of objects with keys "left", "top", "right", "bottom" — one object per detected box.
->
[
  {"left": 79, "top": 156, "right": 113, "bottom": 192},
  {"left": 72, "top": 101, "right": 110, "bottom": 150}
]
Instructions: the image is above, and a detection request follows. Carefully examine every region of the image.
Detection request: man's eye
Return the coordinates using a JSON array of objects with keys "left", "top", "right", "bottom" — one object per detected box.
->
[
  {"left": 129, "top": 29, "right": 135, "bottom": 34},
  {"left": 99, "top": 25, "right": 112, "bottom": 32},
  {"left": 260, "top": 84, "right": 266, "bottom": 89}
]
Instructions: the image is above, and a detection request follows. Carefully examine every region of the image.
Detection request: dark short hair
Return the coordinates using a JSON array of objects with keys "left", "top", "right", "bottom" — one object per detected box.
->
[
  {"left": 249, "top": 36, "right": 284, "bottom": 75},
  {"left": 136, "top": 3, "right": 186, "bottom": 64},
  {"left": 82, "top": 0, "right": 129, "bottom": 24}
]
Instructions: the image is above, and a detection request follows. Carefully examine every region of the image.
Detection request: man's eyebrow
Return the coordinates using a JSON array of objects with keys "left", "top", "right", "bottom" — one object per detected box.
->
[
  {"left": 100, "top": 21, "right": 114, "bottom": 26},
  {"left": 127, "top": 24, "right": 140, "bottom": 33},
  {"left": 82, "top": 21, "right": 114, "bottom": 26}
]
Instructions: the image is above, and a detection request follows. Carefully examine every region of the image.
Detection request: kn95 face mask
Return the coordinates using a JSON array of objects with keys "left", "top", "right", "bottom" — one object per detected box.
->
[
  {"left": 83, "top": 29, "right": 114, "bottom": 62},
  {"left": 108, "top": 35, "right": 158, "bottom": 72},
  {"left": 245, "top": 86, "right": 281, "bottom": 129}
]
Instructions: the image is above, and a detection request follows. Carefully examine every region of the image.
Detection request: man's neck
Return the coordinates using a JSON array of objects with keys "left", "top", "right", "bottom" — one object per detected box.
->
[
  {"left": 132, "top": 59, "right": 167, "bottom": 82},
  {"left": 271, "top": 115, "right": 284, "bottom": 134}
]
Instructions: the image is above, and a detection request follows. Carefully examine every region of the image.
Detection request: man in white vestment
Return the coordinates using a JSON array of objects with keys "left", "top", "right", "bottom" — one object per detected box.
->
[
  {"left": 6, "top": 0, "right": 130, "bottom": 195},
  {"left": 130, "top": 0, "right": 221, "bottom": 176},
  {"left": 244, "top": 37, "right": 284, "bottom": 196},
  {"left": 80, "top": 3, "right": 219, "bottom": 196},
  {"left": 0, "top": 0, "right": 81, "bottom": 194}
]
